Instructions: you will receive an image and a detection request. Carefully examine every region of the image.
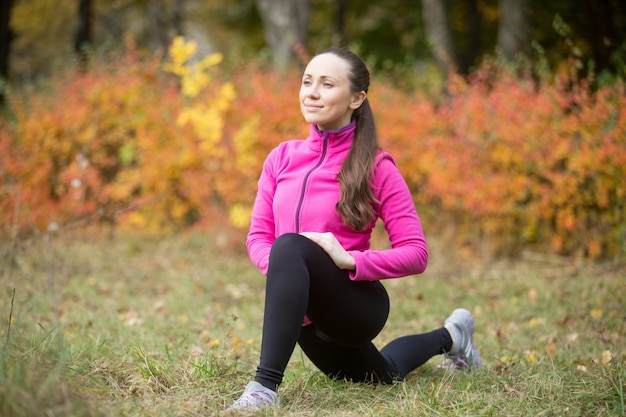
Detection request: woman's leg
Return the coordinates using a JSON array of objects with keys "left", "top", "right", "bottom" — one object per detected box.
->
[
  {"left": 379, "top": 329, "right": 452, "bottom": 376},
  {"left": 299, "top": 324, "right": 452, "bottom": 383},
  {"left": 255, "top": 232, "right": 455, "bottom": 389},
  {"left": 298, "top": 325, "right": 399, "bottom": 383},
  {"left": 255, "top": 233, "right": 390, "bottom": 390},
  {"left": 254, "top": 234, "right": 311, "bottom": 390}
]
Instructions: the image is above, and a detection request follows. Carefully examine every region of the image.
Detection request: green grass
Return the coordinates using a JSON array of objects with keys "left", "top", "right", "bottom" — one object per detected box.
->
[{"left": 1, "top": 229, "right": 624, "bottom": 416}]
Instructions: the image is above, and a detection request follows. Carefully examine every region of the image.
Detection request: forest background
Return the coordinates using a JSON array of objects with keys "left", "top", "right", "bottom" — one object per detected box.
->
[{"left": 0, "top": 0, "right": 625, "bottom": 259}]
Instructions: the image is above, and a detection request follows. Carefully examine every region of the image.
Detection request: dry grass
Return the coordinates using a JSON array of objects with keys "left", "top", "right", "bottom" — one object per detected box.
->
[{"left": 1, "top": 227, "right": 625, "bottom": 416}]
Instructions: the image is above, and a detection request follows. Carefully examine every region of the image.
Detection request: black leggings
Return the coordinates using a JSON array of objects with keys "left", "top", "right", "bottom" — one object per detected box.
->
[{"left": 255, "top": 233, "right": 452, "bottom": 390}]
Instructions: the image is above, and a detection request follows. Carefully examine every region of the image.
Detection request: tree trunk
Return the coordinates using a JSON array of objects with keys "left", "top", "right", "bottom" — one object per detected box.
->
[
  {"left": 0, "top": 0, "right": 14, "bottom": 104},
  {"left": 172, "top": 0, "right": 184, "bottom": 38},
  {"left": 74, "top": 0, "right": 93, "bottom": 65},
  {"left": 461, "top": 0, "right": 481, "bottom": 73},
  {"left": 584, "top": 0, "right": 624, "bottom": 74},
  {"left": 421, "top": 0, "right": 459, "bottom": 75},
  {"left": 256, "top": 0, "right": 311, "bottom": 72},
  {"left": 148, "top": 0, "right": 171, "bottom": 55},
  {"left": 335, "top": 0, "right": 348, "bottom": 47},
  {"left": 497, "top": 0, "right": 531, "bottom": 61}
]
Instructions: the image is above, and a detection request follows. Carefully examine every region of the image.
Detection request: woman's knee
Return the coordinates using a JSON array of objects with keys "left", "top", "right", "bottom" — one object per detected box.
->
[
  {"left": 267, "top": 234, "right": 315, "bottom": 279},
  {"left": 270, "top": 233, "right": 314, "bottom": 259}
]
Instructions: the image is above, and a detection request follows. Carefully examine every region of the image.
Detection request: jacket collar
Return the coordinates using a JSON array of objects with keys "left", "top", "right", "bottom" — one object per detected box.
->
[{"left": 307, "top": 122, "right": 355, "bottom": 154}]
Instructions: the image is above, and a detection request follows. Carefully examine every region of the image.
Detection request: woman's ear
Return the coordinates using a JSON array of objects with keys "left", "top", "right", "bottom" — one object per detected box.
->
[{"left": 350, "top": 91, "right": 367, "bottom": 109}]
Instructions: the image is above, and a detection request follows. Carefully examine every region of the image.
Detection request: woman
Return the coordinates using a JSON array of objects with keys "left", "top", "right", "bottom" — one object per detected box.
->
[{"left": 226, "top": 48, "right": 481, "bottom": 412}]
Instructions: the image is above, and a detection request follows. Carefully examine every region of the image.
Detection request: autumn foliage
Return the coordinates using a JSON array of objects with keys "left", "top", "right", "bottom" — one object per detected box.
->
[
  {"left": 1, "top": 38, "right": 624, "bottom": 259},
  {"left": 376, "top": 62, "right": 626, "bottom": 258}
]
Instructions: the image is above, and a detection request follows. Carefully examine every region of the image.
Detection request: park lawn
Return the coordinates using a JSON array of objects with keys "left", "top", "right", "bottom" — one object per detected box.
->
[{"left": 1, "top": 229, "right": 624, "bottom": 416}]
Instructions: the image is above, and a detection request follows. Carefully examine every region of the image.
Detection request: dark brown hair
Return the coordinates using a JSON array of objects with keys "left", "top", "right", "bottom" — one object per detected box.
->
[{"left": 316, "top": 48, "right": 379, "bottom": 230}]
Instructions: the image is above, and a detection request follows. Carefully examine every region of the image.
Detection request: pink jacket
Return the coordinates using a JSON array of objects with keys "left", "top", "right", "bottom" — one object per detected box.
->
[{"left": 246, "top": 122, "right": 428, "bottom": 281}]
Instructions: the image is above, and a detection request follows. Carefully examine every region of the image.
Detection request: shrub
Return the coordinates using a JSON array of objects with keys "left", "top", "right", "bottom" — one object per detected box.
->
[{"left": 1, "top": 41, "right": 624, "bottom": 259}]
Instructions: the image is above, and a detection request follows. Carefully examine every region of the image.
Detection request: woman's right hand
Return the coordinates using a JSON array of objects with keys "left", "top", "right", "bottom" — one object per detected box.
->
[{"left": 300, "top": 231, "right": 356, "bottom": 270}]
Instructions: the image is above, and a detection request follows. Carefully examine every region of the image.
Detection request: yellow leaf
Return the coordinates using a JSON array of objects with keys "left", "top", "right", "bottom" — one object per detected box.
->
[
  {"left": 219, "top": 82, "right": 237, "bottom": 103},
  {"left": 525, "top": 350, "right": 538, "bottom": 363},
  {"left": 500, "top": 355, "right": 517, "bottom": 366},
  {"left": 602, "top": 350, "right": 612, "bottom": 366},
  {"left": 526, "top": 317, "right": 546, "bottom": 327},
  {"left": 169, "top": 36, "right": 197, "bottom": 66},
  {"left": 229, "top": 203, "right": 252, "bottom": 228},
  {"left": 590, "top": 309, "right": 603, "bottom": 319},
  {"left": 198, "top": 52, "right": 223, "bottom": 69}
]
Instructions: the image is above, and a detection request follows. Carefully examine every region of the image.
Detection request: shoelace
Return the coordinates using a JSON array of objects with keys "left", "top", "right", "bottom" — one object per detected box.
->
[
  {"left": 232, "top": 390, "right": 276, "bottom": 408},
  {"left": 440, "top": 353, "right": 468, "bottom": 370},
  {"left": 449, "top": 354, "right": 469, "bottom": 369}
]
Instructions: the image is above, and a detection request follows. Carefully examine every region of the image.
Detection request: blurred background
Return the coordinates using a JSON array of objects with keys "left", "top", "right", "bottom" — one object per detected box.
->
[
  {"left": 1, "top": 0, "right": 625, "bottom": 261},
  {"left": 2, "top": 0, "right": 625, "bottom": 89}
]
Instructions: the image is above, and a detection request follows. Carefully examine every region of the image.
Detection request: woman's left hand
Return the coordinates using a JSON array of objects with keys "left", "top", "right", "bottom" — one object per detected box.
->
[{"left": 300, "top": 231, "right": 356, "bottom": 270}]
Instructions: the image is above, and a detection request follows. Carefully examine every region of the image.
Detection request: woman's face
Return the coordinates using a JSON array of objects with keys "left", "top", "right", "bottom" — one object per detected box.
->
[{"left": 299, "top": 53, "right": 366, "bottom": 131}]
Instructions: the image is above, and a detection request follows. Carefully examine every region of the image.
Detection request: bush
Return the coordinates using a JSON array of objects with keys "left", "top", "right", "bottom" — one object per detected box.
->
[{"left": 1, "top": 40, "right": 624, "bottom": 259}]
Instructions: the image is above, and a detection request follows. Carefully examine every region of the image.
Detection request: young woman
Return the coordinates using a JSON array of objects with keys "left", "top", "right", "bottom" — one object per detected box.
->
[{"left": 226, "top": 48, "right": 481, "bottom": 412}]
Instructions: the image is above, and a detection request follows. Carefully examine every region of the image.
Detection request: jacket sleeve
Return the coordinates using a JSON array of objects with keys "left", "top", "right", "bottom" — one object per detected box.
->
[
  {"left": 347, "top": 154, "right": 428, "bottom": 281},
  {"left": 246, "top": 150, "right": 278, "bottom": 276}
]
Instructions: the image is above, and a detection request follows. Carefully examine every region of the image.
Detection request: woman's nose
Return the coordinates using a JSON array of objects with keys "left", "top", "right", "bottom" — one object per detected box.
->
[{"left": 306, "top": 85, "right": 320, "bottom": 97}]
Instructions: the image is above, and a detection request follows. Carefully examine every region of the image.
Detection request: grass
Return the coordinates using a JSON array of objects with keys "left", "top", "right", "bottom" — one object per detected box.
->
[{"left": 1, "top": 227, "right": 625, "bottom": 416}]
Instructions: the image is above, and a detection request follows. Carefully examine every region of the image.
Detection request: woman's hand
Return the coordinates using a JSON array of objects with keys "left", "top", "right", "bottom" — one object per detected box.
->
[{"left": 300, "top": 232, "right": 356, "bottom": 270}]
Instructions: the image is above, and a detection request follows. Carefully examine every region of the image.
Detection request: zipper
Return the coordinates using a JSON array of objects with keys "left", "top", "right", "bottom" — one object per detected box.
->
[{"left": 295, "top": 132, "right": 329, "bottom": 233}]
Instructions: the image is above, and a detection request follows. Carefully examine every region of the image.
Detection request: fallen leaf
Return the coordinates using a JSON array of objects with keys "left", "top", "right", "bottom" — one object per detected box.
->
[
  {"left": 590, "top": 309, "right": 603, "bottom": 319},
  {"left": 526, "top": 317, "right": 546, "bottom": 328},
  {"left": 153, "top": 299, "right": 166, "bottom": 313},
  {"left": 499, "top": 355, "right": 518, "bottom": 367},
  {"left": 190, "top": 345, "right": 204, "bottom": 357},
  {"left": 562, "top": 315, "right": 577, "bottom": 326},
  {"left": 504, "top": 383, "right": 524, "bottom": 398},
  {"left": 496, "top": 328, "right": 508, "bottom": 343},
  {"left": 525, "top": 350, "right": 538, "bottom": 363},
  {"left": 602, "top": 350, "right": 612, "bottom": 366},
  {"left": 121, "top": 309, "right": 143, "bottom": 326}
]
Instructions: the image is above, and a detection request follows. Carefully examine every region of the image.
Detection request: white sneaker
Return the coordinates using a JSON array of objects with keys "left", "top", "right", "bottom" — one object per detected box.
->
[
  {"left": 225, "top": 381, "right": 280, "bottom": 412},
  {"left": 442, "top": 308, "right": 482, "bottom": 370}
]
